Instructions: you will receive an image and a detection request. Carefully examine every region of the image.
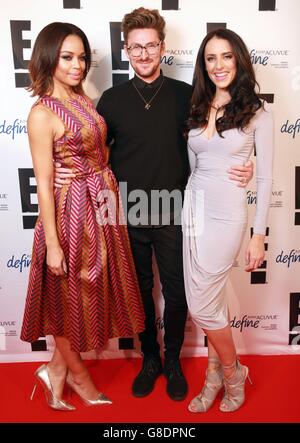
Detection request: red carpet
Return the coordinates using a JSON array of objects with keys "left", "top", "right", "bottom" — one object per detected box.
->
[{"left": 0, "top": 355, "right": 299, "bottom": 423}]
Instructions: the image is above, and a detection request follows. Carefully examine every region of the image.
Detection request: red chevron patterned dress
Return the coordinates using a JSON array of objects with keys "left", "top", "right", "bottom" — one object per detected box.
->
[{"left": 21, "top": 95, "right": 145, "bottom": 352}]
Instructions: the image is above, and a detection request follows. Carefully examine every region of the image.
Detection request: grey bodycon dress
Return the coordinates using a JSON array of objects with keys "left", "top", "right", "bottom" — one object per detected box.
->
[{"left": 182, "top": 103, "right": 273, "bottom": 330}]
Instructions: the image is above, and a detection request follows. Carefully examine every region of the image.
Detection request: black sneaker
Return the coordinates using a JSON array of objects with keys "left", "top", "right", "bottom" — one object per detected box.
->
[
  {"left": 164, "top": 359, "right": 188, "bottom": 401},
  {"left": 132, "top": 355, "right": 163, "bottom": 397}
]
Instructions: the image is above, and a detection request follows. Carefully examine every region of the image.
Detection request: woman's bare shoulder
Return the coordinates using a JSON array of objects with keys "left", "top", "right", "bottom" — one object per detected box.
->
[{"left": 27, "top": 103, "right": 56, "bottom": 138}]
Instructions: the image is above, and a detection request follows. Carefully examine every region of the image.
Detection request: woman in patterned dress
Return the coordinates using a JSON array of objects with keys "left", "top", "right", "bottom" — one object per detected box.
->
[{"left": 21, "top": 22, "right": 145, "bottom": 410}]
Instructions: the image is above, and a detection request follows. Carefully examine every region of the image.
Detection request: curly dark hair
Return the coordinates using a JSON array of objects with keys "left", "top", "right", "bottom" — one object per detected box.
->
[
  {"left": 187, "top": 28, "right": 262, "bottom": 136},
  {"left": 28, "top": 22, "right": 91, "bottom": 97}
]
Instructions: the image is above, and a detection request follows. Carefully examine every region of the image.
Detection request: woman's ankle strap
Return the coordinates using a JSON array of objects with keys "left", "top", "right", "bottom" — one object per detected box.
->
[{"left": 222, "top": 358, "right": 238, "bottom": 370}]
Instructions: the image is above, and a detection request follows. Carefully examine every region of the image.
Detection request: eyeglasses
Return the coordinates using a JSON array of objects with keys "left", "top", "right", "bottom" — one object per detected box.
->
[{"left": 127, "top": 41, "right": 162, "bottom": 57}]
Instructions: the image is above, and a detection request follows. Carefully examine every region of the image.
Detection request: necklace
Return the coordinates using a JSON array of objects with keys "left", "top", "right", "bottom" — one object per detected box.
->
[{"left": 132, "top": 78, "right": 164, "bottom": 110}]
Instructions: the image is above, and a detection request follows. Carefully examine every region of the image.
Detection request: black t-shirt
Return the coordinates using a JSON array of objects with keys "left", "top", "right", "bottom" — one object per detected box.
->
[{"left": 96, "top": 72, "right": 193, "bottom": 227}]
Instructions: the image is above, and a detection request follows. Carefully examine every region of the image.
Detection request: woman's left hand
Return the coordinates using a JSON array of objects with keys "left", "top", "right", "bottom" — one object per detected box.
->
[{"left": 245, "top": 234, "right": 265, "bottom": 272}]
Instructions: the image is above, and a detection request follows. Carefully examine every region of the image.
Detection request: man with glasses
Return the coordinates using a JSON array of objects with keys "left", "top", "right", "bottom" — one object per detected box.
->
[
  {"left": 96, "top": 8, "right": 193, "bottom": 402},
  {"left": 54, "top": 7, "right": 253, "bottom": 401}
]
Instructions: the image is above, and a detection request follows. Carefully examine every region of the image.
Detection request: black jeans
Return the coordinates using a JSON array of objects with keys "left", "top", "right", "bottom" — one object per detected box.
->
[{"left": 128, "top": 225, "right": 187, "bottom": 361}]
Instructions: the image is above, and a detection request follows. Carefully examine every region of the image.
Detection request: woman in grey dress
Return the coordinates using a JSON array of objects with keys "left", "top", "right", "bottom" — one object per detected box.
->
[{"left": 182, "top": 29, "right": 273, "bottom": 412}]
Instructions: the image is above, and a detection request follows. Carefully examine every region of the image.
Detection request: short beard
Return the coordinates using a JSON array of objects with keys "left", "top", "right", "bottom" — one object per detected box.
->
[{"left": 133, "top": 60, "right": 161, "bottom": 80}]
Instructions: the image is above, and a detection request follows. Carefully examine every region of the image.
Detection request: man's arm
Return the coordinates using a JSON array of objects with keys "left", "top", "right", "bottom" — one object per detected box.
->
[{"left": 96, "top": 90, "right": 114, "bottom": 146}]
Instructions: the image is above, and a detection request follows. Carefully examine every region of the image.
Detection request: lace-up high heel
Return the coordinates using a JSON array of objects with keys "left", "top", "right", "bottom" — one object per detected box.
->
[
  {"left": 188, "top": 357, "right": 223, "bottom": 413},
  {"left": 66, "top": 372, "right": 112, "bottom": 406},
  {"left": 31, "top": 364, "right": 76, "bottom": 411},
  {"left": 220, "top": 359, "right": 252, "bottom": 412}
]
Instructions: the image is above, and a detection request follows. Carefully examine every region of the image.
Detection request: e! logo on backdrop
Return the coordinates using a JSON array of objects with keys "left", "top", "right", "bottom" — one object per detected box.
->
[{"left": 10, "top": 20, "right": 31, "bottom": 88}]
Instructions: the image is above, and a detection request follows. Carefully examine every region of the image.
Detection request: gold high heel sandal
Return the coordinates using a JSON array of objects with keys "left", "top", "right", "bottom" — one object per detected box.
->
[
  {"left": 220, "top": 359, "right": 252, "bottom": 412},
  {"left": 188, "top": 357, "right": 223, "bottom": 413},
  {"left": 66, "top": 372, "right": 112, "bottom": 406},
  {"left": 30, "top": 364, "right": 76, "bottom": 411}
]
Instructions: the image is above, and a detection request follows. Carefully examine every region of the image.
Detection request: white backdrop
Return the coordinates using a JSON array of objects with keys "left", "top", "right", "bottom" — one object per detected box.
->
[{"left": 0, "top": 0, "right": 299, "bottom": 362}]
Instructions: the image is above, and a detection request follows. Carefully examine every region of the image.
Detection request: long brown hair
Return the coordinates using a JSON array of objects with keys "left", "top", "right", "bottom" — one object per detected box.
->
[
  {"left": 187, "top": 28, "right": 261, "bottom": 136},
  {"left": 28, "top": 22, "right": 91, "bottom": 97}
]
